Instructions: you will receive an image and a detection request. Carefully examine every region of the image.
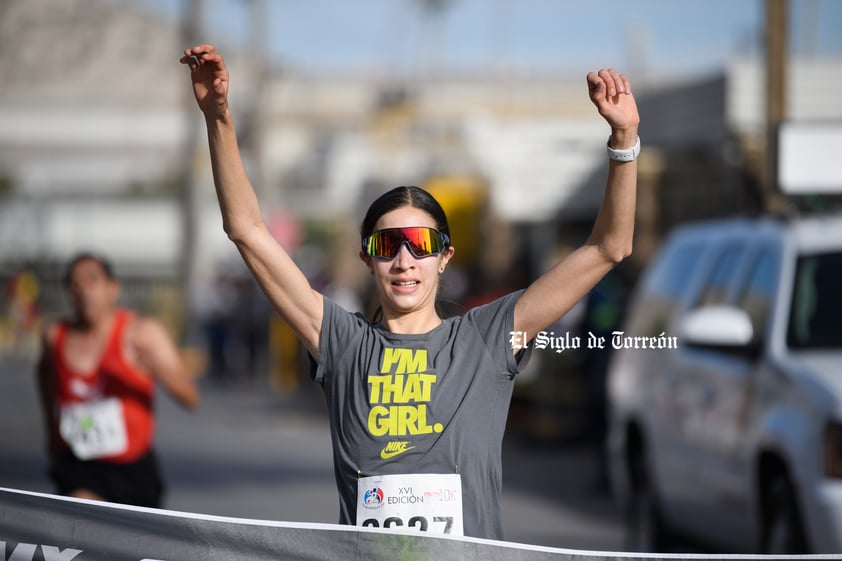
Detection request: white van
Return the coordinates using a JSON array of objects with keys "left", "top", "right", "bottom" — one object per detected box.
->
[{"left": 606, "top": 214, "right": 842, "bottom": 553}]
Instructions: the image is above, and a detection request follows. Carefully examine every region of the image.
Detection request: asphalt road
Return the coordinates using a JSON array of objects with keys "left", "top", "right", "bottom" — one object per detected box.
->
[{"left": 0, "top": 354, "right": 625, "bottom": 552}]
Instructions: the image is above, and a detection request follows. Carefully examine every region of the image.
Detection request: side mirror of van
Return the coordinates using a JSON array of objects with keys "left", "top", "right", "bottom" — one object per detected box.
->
[{"left": 681, "top": 306, "right": 757, "bottom": 355}]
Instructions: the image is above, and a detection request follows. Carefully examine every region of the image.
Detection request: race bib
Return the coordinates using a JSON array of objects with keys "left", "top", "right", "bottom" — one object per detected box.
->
[
  {"left": 356, "top": 473, "right": 463, "bottom": 536},
  {"left": 59, "top": 398, "right": 128, "bottom": 460}
]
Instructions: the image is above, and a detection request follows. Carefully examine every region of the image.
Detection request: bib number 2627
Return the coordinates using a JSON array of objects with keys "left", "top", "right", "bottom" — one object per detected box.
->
[{"left": 361, "top": 515, "right": 454, "bottom": 534}]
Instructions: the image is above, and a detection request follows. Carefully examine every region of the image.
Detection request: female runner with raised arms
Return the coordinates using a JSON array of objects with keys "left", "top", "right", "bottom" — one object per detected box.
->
[{"left": 181, "top": 43, "right": 639, "bottom": 540}]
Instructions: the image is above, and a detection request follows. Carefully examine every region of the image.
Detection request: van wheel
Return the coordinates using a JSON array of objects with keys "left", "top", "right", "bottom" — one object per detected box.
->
[
  {"left": 626, "top": 444, "right": 668, "bottom": 552},
  {"left": 761, "top": 471, "right": 808, "bottom": 554}
]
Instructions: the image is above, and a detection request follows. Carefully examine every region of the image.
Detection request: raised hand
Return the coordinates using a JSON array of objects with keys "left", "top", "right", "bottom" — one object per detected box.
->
[
  {"left": 180, "top": 44, "right": 229, "bottom": 117},
  {"left": 586, "top": 69, "right": 640, "bottom": 139}
]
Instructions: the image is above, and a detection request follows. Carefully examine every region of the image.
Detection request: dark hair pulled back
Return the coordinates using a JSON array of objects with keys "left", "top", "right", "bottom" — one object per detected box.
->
[{"left": 360, "top": 186, "right": 450, "bottom": 241}]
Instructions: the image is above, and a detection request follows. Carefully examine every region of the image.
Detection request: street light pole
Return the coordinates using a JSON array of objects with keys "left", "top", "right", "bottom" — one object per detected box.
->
[
  {"left": 179, "top": 0, "right": 204, "bottom": 342},
  {"left": 765, "top": 0, "right": 787, "bottom": 199}
]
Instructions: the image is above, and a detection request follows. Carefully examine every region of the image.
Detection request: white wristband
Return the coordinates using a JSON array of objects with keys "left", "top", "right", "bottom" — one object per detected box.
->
[{"left": 607, "top": 135, "right": 640, "bottom": 162}]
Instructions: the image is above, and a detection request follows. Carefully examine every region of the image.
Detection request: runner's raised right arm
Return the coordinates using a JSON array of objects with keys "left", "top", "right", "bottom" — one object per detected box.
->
[{"left": 180, "top": 44, "right": 322, "bottom": 357}]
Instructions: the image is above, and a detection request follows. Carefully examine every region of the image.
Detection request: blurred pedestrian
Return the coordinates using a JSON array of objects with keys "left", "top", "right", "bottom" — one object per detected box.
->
[
  {"left": 229, "top": 274, "right": 272, "bottom": 380},
  {"left": 36, "top": 253, "right": 200, "bottom": 507},
  {"left": 193, "top": 272, "right": 236, "bottom": 381},
  {"left": 2, "top": 267, "right": 41, "bottom": 356},
  {"left": 182, "top": 44, "right": 638, "bottom": 540}
]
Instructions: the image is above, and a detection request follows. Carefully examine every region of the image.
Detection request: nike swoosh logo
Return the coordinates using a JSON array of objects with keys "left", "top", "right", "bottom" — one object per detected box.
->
[{"left": 380, "top": 445, "right": 416, "bottom": 459}]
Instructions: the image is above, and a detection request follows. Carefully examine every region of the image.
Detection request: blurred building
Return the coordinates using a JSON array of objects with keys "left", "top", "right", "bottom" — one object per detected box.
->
[
  {"left": 631, "top": 57, "right": 842, "bottom": 267},
  {"left": 1, "top": 0, "right": 841, "bottom": 311}
]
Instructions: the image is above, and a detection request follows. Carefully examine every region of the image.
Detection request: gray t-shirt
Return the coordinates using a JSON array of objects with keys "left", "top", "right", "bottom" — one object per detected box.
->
[{"left": 310, "top": 290, "right": 531, "bottom": 540}]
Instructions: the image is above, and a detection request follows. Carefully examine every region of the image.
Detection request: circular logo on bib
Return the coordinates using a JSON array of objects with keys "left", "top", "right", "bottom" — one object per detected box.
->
[{"left": 363, "top": 487, "right": 385, "bottom": 508}]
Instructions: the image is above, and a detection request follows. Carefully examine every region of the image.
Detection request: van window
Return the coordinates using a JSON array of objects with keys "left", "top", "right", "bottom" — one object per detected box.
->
[
  {"left": 787, "top": 251, "right": 842, "bottom": 349},
  {"left": 736, "top": 249, "right": 778, "bottom": 337},
  {"left": 644, "top": 240, "right": 706, "bottom": 299},
  {"left": 694, "top": 245, "right": 748, "bottom": 308}
]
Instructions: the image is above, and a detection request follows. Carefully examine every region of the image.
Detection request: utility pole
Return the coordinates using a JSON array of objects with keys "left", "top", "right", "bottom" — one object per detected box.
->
[
  {"left": 179, "top": 0, "right": 204, "bottom": 342},
  {"left": 246, "top": 0, "right": 271, "bottom": 205},
  {"left": 765, "top": 0, "right": 787, "bottom": 200}
]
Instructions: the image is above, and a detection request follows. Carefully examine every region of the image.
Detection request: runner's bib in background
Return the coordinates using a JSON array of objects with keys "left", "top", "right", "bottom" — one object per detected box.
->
[
  {"left": 59, "top": 398, "right": 128, "bottom": 460},
  {"left": 356, "top": 473, "right": 463, "bottom": 535}
]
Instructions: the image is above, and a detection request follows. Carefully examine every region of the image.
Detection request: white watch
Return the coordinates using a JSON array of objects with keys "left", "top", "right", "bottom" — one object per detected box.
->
[{"left": 606, "top": 135, "right": 640, "bottom": 162}]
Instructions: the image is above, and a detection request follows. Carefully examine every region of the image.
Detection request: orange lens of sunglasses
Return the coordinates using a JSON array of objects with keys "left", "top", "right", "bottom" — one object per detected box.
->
[{"left": 363, "top": 227, "right": 450, "bottom": 259}]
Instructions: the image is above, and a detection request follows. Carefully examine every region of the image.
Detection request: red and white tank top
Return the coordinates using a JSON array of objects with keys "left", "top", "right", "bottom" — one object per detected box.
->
[{"left": 53, "top": 309, "right": 155, "bottom": 463}]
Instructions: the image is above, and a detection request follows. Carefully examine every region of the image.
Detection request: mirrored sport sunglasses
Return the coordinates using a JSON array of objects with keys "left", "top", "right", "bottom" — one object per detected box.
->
[{"left": 362, "top": 227, "right": 450, "bottom": 260}]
